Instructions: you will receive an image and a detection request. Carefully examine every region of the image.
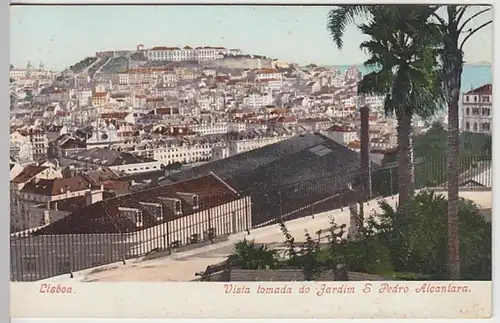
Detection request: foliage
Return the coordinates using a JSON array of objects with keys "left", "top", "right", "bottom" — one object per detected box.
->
[
  {"left": 279, "top": 222, "right": 327, "bottom": 280},
  {"left": 372, "top": 126, "right": 492, "bottom": 196},
  {"left": 225, "top": 191, "right": 490, "bottom": 280},
  {"left": 366, "top": 191, "right": 491, "bottom": 280},
  {"left": 357, "top": 6, "right": 444, "bottom": 119},
  {"left": 69, "top": 56, "right": 97, "bottom": 73},
  {"left": 226, "top": 238, "right": 279, "bottom": 270},
  {"left": 164, "top": 162, "right": 183, "bottom": 170}
]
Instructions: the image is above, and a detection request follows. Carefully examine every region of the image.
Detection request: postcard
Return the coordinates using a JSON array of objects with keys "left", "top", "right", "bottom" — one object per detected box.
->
[{"left": 9, "top": 3, "right": 493, "bottom": 319}]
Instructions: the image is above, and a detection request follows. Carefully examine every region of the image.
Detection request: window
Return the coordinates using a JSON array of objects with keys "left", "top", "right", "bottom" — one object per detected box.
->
[
  {"left": 135, "top": 212, "right": 143, "bottom": 224},
  {"left": 482, "top": 96, "right": 490, "bottom": 103},
  {"left": 482, "top": 108, "right": 491, "bottom": 116},
  {"left": 473, "top": 122, "right": 478, "bottom": 131},
  {"left": 472, "top": 108, "right": 480, "bottom": 115},
  {"left": 474, "top": 96, "right": 478, "bottom": 102},
  {"left": 482, "top": 123, "right": 490, "bottom": 131},
  {"left": 465, "top": 108, "right": 470, "bottom": 115},
  {"left": 465, "top": 122, "right": 470, "bottom": 130},
  {"left": 175, "top": 201, "right": 181, "bottom": 213}
]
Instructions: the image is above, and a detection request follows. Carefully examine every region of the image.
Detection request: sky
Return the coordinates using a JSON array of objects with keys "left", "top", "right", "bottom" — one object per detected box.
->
[{"left": 10, "top": 5, "right": 493, "bottom": 71}]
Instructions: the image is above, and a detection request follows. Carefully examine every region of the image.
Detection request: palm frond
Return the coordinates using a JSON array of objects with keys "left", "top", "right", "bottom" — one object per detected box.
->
[{"left": 326, "top": 5, "right": 373, "bottom": 49}]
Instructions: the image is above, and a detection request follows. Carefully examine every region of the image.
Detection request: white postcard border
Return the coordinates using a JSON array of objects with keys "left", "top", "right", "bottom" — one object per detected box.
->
[{"left": 6, "top": 0, "right": 499, "bottom": 322}]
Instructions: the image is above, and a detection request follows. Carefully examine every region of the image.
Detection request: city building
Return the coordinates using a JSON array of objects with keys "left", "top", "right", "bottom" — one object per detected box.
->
[
  {"left": 63, "top": 147, "right": 162, "bottom": 175},
  {"left": 461, "top": 84, "right": 492, "bottom": 134}
]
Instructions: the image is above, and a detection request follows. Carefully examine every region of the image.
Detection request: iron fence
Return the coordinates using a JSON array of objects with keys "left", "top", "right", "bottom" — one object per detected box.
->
[{"left": 10, "top": 155, "right": 491, "bottom": 281}]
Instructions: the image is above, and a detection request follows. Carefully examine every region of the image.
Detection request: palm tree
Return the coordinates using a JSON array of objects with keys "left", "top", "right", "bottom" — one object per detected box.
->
[
  {"left": 227, "top": 239, "right": 279, "bottom": 270},
  {"left": 328, "top": 5, "right": 444, "bottom": 212},
  {"left": 431, "top": 6, "right": 492, "bottom": 280},
  {"left": 328, "top": 5, "right": 491, "bottom": 279}
]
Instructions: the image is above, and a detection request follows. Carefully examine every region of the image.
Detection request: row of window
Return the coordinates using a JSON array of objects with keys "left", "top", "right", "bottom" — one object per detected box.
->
[
  {"left": 465, "top": 122, "right": 490, "bottom": 131},
  {"left": 118, "top": 165, "right": 158, "bottom": 173},
  {"left": 465, "top": 107, "right": 491, "bottom": 116},
  {"left": 464, "top": 95, "right": 490, "bottom": 103}
]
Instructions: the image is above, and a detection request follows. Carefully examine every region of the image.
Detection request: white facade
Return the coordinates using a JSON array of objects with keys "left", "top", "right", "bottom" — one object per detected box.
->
[
  {"left": 73, "top": 89, "right": 93, "bottom": 107},
  {"left": 152, "top": 143, "right": 212, "bottom": 165},
  {"left": 255, "top": 70, "right": 283, "bottom": 81},
  {"left": 192, "top": 122, "right": 228, "bottom": 135},
  {"left": 461, "top": 85, "right": 492, "bottom": 134},
  {"left": 86, "top": 120, "right": 121, "bottom": 148},
  {"left": 10, "top": 129, "right": 48, "bottom": 163},
  {"left": 226, "top": 134, "right": 292, "bottom": 156},
  {"left": 147, "top": 46, "right": 218, "bottom": 62},
  {"left": 325, "top": 127, "right": 358, "bottom": 146},
  {"left": 243, "top": 92, "right": 273, "bottom": 109},
  {"left": 110, "top": 160, "right": 162, "bottom": 175}
]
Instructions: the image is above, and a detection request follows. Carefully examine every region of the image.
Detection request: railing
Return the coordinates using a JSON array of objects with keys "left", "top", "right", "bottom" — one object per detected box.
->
[{"left": 10, "top": 155, "right": 491, "bottom": 281}]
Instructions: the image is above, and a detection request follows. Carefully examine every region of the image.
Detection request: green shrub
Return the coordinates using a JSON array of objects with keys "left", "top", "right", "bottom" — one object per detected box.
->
[{"left": 370, "top": 190, "right": 491, "bottom": 280}]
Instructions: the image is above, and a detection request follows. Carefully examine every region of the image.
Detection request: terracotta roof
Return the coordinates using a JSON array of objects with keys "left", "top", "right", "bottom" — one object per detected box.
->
[
  {"left": 11, "top": 166, "right": 49, "bottom": 184},
  {"left": 100, "top": 112, "right": 128, "bottom": 119},
  {"left": 100, "top": 179, "right": 130, "bottom": 191},
  {"left": 34, "top": 174, "right": 240, "bottom": 234},
  {"left": 93, "top": 92, "right": 108, "bottom": 98},
  {"left": 327, "top": 125, "right": 356, "bottom": 132},
  {"left": 151, "top": 46, "right": 169, "bottom": 51},
  {"left": 256, "top": 68, "right": 280, "bottom": 74},
  {"left": 465, "top": 84, "right": 492, "bottom": 95},
  {"left": 20, "top": 175, "right": 90, "bottom": 196}
]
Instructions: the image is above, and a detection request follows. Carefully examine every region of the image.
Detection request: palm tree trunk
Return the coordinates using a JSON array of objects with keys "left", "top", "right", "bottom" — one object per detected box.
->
[
  {"left": 443, "top": 37, "right": 463, "bottom": 280},
  {"left": 395, "top": 108, "right": 415, "bottom": 214}
]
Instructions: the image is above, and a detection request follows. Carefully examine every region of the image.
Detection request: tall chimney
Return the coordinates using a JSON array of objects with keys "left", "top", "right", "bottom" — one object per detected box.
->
[
  {"left": 348, "top": 104, "right": 372, "bottom": 241},
  {"left": 359, "top": 105, "right": 372, "bottom": 199}
]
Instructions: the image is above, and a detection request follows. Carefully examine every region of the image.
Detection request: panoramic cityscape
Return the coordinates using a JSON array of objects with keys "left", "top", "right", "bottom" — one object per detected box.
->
[{"left": 10, "top": 5, "right": 492, "bottom": 284}]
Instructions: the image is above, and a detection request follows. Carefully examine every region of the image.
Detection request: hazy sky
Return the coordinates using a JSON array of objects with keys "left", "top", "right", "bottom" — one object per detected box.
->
[{"left": 10, "top": 5, "right": 493, "bottom": 71}]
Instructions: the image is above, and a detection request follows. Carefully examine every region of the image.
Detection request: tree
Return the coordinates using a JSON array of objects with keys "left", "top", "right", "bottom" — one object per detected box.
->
[
  {"left": 431, "top": 5, "right": 492, "bottom": 280},
  {"left": 328, "top": 5, "right": 444, "bottom": 212},
  {"left": 227, "top": 239, "right": 279, "bottom": 270},
  {"left": 367, "top": 191, "right": 491, "bottom": 280}
]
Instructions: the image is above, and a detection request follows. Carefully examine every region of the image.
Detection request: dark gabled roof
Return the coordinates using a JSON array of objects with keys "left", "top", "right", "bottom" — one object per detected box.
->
[
  {"left": 20, "top": 175, "right": 91, "bottom": 196},
  {"left": 465, "top": 84, "right": 492, "bottom": 95},
  {"left": 34, "top": 174, "right": 240, "bottom": 234},
  {"left": 11, "top": 165, "right": 48, "bottom": 184},
  {"left": 165, "top": 133, "right": 369, "bottom": 226},
  {"left": 83, "top": 168, "right": 120, "bottom": 184},
  {"left": 166, "top": 133, "right": 331, "bottom": 182}
]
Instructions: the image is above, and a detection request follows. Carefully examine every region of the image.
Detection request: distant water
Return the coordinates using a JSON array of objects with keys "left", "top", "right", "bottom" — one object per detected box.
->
[{"left": 327, "top": 65, "right": 492, "bottom": 93}]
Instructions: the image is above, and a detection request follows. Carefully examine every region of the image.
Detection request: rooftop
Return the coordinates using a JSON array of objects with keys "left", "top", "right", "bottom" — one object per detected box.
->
[
  {"left": 34, "top": 174, "right": 240, "bottom": 234},
  {"left": 165, "top": 133, "right": 368, "bottom": 226},
  {"left": 465, "top": 84, "right": 492, "bottom": 95},
  {"left": 11, "top": 165, "right": 49, "bottom": 184},
  {"left": 20, "top": 175, "right": 90, "bottom": 196},
  {"left": 67, "top": 147, "right": 157, "bottom": 166}
]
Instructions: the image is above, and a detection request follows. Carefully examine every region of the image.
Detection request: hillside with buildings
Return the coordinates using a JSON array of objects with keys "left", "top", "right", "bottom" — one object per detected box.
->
[{"left": 9, "top": 43, "right": 492, "bottom": 282}]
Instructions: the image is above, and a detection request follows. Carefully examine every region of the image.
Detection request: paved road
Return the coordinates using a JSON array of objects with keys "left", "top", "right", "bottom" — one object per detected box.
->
[{"left": 44, "top": 190, "right": 490, "bottom": 283}]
